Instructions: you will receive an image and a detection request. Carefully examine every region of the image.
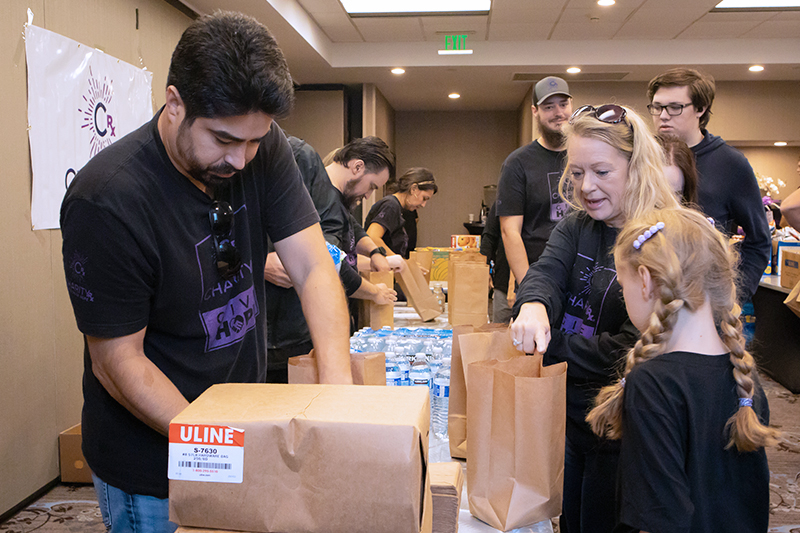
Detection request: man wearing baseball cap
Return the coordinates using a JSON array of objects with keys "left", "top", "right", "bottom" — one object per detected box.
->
[{"left": 494, "top": 76, "right": 572, "bottom": 320}]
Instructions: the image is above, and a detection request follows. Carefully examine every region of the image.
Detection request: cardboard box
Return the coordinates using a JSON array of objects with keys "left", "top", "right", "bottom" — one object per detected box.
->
[
  {"left": 775, "top": 240, "right": 800, "bottom": 277},
  {"left": 59, "top": 423, "right": 93, "bottom": 483},
  {"left": 450, "top": 235, "right": 481, "bottom": 250},
  {"left": 780, "top": 250, "right": 800, "bottom": 289},
  {"left": 169, "top": 384, "right": 432, "bottom": 533}
]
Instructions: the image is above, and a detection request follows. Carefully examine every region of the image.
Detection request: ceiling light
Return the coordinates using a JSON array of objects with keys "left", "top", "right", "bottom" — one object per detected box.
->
[
  {"left": 341, "top": 0, "right": 490, "bottom": 16},
  {"left": 438, "top": 49, "right": 473, "bottom": 55},
  {"left": 597, "top": 0, "right": 615, "bottom": 6},
  {"left": 714, "top": 0, "right": 800, "bottom": 8},
  {"left": 449, "top": 93, "right": 461, "bottom": 99},
  {"left": 566, "top": 67, "right": 581, "bottom": 74},
  {"left": 391, "top": 68, "right": 405, "bottom": 75},
  {"left": 774, "top": 141, "right": 788, "bottom": 146},
  {"left": 749, "top": 65, "right": 765, "bottom": 72}
]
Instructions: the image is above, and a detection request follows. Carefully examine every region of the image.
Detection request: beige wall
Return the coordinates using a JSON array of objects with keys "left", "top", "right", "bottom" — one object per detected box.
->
[
  {"left": 278, "top": 89, "right": 345, "bottom": 163},
  {"left": 739, "top": 147, "right": 800, "bottom": 200},
  {"left": 1, "top": 0, "right": 190, "bottom": 517},
  {"left": 517, "top": 86, "right": 534, "bottom": 149},
  {"left": 395, "top": 111, "right": 518, "bottom": 248},
  {"left": 362, "top": 84, "right": 396, "bottom": 222}
]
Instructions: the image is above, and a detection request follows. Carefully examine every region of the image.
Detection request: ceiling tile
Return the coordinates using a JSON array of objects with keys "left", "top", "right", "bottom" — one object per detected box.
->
[
  {"left": 421, "top": 15, "right": 488, "bottom": 41},
  {"left": 351, "top": 17, "right": 425, "bottom": 42},
  {"left": 677, "top": 20, "right": 765, "bottom": 39},
  {"left": 739, "top": 20, "right": 800, "bottom": 39},
  {"left": 487, "top": 22, "right": 558, "bottom": 41},
  {"left": 613, "top": 9, "right": 691, "bottom": 39},
  {"left": 489, "top": 2, "right": 564, "bottom": 24},
  {"left": 558, "top": 6, "right": 637, "bottom": 23},
  {"left": 770, "top": 11, "right": 800, "bottom": 21},
  {"left": 549, "top": 20, "right": 621, "bottom": 39},
  {"left": 699, "top": 11, "right": 775, "bottom": 22}
]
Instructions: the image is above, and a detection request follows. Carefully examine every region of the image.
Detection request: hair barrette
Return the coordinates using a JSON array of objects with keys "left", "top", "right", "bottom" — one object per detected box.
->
[
  {"left": 707, "top": 217, "right": 715, "bottom": 226},
  {"left": 619, "top": 377, "right": 626, "bottom": 388},
  {"left": 632, "top": 222, "right": 665, "bottom": 250}
]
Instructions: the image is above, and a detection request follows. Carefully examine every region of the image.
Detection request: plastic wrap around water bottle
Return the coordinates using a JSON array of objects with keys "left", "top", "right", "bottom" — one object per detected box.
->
[{"left": 432, "top": 357, "right": 451, "bottom": 440}]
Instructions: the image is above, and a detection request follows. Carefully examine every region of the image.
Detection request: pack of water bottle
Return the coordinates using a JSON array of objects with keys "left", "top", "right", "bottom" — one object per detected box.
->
[{"left": 350, "top": 326, "right": 452, "bottom": 439}]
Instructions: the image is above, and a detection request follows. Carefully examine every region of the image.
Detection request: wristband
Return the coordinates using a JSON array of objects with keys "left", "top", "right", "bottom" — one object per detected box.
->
[{"left": 369, "top": 246, "right": 387, "bottom": 257}]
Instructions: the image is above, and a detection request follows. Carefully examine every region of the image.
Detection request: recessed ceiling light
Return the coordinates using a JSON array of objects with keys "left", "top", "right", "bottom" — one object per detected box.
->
[
  {"left": 566, "top": 67, "right": 581, "bottom": 74},
  {"left": 341, "top": 0, "right": 490, "bottom": 16},
  {"left": 449, "top": 93, "right": 461, "bottom": 99},
  {"left": 391, "top": 68, "right": 405, "bottom": 75},
  {"left": 597, "top": 0, "right": 615, "bottom": 6},
  {"left": 749, "top": 65, "right": 765, "bottom": 72},
  {"left": 774, "top": 141, "right": 788, "bottom": 146},
  {"left": 715, "top": 0, "right": 800, "bottom": 8}
]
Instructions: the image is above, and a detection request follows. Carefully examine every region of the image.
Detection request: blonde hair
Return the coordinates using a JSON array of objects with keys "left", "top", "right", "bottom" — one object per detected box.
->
[
  {"left": 586, "top": 207, "right": 781, "bottom": 452},
  {"left": 558, "top": 106, "right": 680, "bottom": 223}
]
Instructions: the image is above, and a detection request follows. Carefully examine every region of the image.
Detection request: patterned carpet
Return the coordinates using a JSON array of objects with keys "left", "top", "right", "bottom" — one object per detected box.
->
[{"left": 1, "top": 373, "right": 798, "bottom": 533}]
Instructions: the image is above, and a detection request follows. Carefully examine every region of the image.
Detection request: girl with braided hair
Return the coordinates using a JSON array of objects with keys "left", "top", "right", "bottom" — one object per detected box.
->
[{"left": 587, "top": 207, "right": 780, "bottom": 533}]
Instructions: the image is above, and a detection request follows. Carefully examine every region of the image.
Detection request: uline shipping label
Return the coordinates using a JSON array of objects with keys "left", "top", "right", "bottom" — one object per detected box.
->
[{"left": 168, "top": 423, "right": 244, "bottom": 483}]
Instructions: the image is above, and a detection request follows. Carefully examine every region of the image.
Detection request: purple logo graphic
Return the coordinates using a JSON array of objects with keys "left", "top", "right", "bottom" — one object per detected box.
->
[
  {"left": 200, "top": 286, "right": 259, "bottom": 351},
  {"left": 78, "top": 67, "right": 117, "bottom": 157}
]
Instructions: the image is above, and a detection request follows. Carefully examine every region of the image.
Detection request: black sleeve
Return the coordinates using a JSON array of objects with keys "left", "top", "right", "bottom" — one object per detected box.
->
[
  {"left": 727, "top": 158, "right": 770, "bottom": 302},
  {"left": 496, "top": 155, "right": 526, "bottom": 217},
  {"left": 544, "top": 320, "right": 637, "bottom": 381},
  {"left": 338, "top": 262, "right": 363, "bottom": 297},
  {"left": 618, "top": 368, "right": 693, "bottom": 533},
  {"left": 350, "top": 213, "right": 368, "bottom": 244},
  {"left": 61, "top": 200, "right": 154, "bottom": 338},
  {"left": 511, "top": 215, "right": 579, "bottom": 323}
]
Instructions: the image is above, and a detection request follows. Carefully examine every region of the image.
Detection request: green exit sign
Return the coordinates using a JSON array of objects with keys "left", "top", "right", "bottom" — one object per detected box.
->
[{"left": 444, "top": 34, "right": 467, "bottom": 51}]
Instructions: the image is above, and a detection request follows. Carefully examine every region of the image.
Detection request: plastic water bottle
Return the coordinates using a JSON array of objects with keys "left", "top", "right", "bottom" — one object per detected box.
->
[
  {"left": 385, "top": 352, "right": 402, "bottom": 386},
  {"left": 428, "top": 346, "right": 444, "bottom": 376},
  {"left": 432, "top": 357, "right": 451, "bottom": 440},
  {"left": 395, "top": 353, "right": 411, "bottom": 386},
  {"left": 409, "top": 353, "right": 431, "bottom": 389}
]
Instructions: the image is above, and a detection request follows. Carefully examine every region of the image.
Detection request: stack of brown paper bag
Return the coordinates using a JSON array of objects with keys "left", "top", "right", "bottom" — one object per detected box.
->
[
  {"left": 429, "top": 462, "right": 464, "bottom": 533},
  {"left": 288, "top": 349, "right": 385, "bottom": 385}
]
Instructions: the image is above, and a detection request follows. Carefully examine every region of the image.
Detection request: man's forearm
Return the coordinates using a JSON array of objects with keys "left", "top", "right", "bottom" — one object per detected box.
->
[{"left": 502, "top": 233, "right": 530, "bottom": 285}]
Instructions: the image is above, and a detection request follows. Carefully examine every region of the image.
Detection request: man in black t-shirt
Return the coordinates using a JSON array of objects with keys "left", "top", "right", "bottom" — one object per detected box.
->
[
  {"left": 496, "top": 76, "right": 572, "bottom": 309},
  {"left": 60, "top": 12, "right": 352, "bottom": 533}
]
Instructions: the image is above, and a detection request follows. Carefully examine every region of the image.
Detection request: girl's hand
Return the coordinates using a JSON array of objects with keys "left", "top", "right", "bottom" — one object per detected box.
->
[{"left": 509, "top": 302, "right": 551, "bottom": 354}]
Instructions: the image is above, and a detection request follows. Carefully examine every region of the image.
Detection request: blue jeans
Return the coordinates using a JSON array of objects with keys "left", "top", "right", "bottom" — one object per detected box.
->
[{"left": 92, "top": 473, "right": 178, "bottom": 533}]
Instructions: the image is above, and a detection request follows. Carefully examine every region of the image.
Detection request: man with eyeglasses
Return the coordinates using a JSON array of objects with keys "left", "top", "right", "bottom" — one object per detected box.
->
[
  {"left": 496, "top": 76, "right": 573, "bottom": 323},
  {"left": 60, "top": 12, "right": 353, "bottom": 533},
  {"left": 647, "top": 68, "right": 770, "bottom": 302}
]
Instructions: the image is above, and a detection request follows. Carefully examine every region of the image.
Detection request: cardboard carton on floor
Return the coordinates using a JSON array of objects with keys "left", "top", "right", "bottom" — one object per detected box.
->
[
  {"left": 168, "top": 384, "right": 432, "bottom": 533},
  {"left": 59, "top": 423, "right": 93, "bottom": 483}
]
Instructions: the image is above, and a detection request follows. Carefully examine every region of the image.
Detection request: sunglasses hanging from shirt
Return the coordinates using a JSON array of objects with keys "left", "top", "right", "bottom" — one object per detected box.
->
[{"left": 209, "top": 200, "right": 242, "bottom": 280}]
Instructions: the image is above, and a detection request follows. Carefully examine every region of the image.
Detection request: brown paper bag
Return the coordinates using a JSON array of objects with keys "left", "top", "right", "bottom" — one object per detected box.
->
[
  {"left": 288, "top": 349, "right": 386, "bottom": 385},
  {"left": 466, "top": 335, "right": 567, "bottom": 531},
  {"left": 448, "top": 325, "right": 514, "bottom": 459},
  {"left": 783, "top": 279, "right": 800, "bottom": 319},
  {"left": 447, "top": 260, "right": 489, "bottom": 327},
  {"left": 358, "top": 271, "right": 395, "bottom": 329},
  {"left": 396, "top": 258, "right": 443, "bottom": 322},
  {"left": 411, "top": 249, "right": 434, "bottom": 283},
  {"left": 429, "top": 462, "right": 463, "bottom": 533}
]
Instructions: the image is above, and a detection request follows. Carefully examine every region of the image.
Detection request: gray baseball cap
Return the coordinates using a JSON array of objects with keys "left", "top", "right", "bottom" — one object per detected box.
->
[{"left": 534, "top": 76, "right": 572, "bottom": 106}]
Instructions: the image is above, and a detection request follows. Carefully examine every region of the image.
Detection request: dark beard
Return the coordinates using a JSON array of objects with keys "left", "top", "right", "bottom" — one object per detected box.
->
[
  {"left": 342, "top": 176, "right": 364, "bottom": 210},
  {"left": 537, "top": 116, "right": 566, "bottom": 149},
  {"left": 176, "top": 124, "right": 239, "bottom": 189}
]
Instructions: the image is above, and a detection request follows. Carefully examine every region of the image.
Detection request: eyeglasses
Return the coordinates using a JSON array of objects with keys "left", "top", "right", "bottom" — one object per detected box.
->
[
  {"left": 570, "top": 104, "right": 628, "bottom": 125},
  {"left": 646, "top": 103, "right": 693, "bottom": 116},
  {"left": 209, "top": 201, "right": 242, "bottom": 280}
]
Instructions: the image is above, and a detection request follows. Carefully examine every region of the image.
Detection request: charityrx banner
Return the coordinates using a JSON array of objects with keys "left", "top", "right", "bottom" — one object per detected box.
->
[{"left": 25, "top": 22, "right": 152, "bottom": 229}]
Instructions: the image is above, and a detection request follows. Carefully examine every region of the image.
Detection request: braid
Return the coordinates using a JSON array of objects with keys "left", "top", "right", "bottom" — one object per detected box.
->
[{"left": 719, "top": 301, "right": 782, "bottom": 452}]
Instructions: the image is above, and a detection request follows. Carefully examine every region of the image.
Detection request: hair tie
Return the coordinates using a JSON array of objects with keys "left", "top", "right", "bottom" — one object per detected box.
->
[
  {"left": 632, "top": 222, "right": 665, "bottom": 250},
  {"left": 707, "top": 217, "right": 715, "bottom": 226},
  {"left": 739, "top": 397, "right": 753, "bottom": 408},
  {"left": 619, "top": 377, "right": 626, "bottom": 388}
]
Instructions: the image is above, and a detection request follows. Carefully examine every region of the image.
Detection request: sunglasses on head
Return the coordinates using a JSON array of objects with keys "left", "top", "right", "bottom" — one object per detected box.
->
[
  {"left": 569, "top": 104, "right": 632, "bottom": 131},
  {"left": 209, "top": 201, "right": 242, "bottom": 280}
]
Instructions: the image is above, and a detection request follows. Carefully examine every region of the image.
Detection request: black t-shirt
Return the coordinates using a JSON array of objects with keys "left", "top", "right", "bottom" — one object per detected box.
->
[
  {"left": 61, "top": 110, "right": 319, "bottom": 498},
  {"left": 480, "top": 201, "right": 510, "bottom": 293},
  {"left": 616, "top": 351, "right": 770, "bottom": 533},
  {"left": 403, "top": 209, "right": 418, "bottom": 253},
  {"left": 266, "top": 136, "right": 364, "bottom": 350},
  {"left": 496, "top": 140, "right": 568, "bottom": 266},
  {"left": 365, "top": 195, "right": 409, "bottom": 258}
]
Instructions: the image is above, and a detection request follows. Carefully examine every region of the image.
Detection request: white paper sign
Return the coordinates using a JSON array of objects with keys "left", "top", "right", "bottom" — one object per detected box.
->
[{"left": 25, "top": 24, "right": 153, "bottom": 230}]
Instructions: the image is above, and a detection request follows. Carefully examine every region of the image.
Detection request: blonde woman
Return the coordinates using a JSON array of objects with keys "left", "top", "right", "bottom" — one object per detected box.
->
[{"left": 509, "top": 104, "right": 680, "bottom": 533}]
